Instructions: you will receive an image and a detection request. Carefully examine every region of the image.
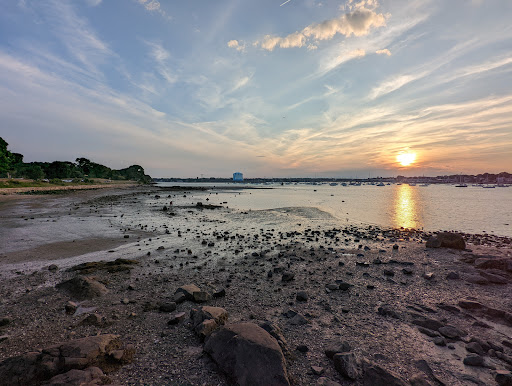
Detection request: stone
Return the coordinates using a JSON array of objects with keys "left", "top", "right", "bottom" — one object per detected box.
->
[
  {"left": 411, "top": 316, "right": 444, "bottom": 331},
  {"left": 433, "top": 337, "right": 446, "bottom": 346},
  {"left": 333, "top": 353, "right": 361, "bottom": 380},
  {"left": 289, "top": 313, "right": 309, "bottom": 326},
  {"left": 479, "top": 271, "right": 508, "bottom": 284},
  {"left": 173, "top": 292, "right": 187, "bottom": 304},
  {"left": 326, "top": 283, "right": 339, "bottom": 291},
  {"left": 259, "top": 321, "right": 289, "bottom": 356},
  {"left": 167, "top": 312, "right": 186, "bottom": 325},
  {"left": 158, "top": 302, "right": 177, "bottom": 313},
  {"left": 0, "top": 335, "right": 8, "bottom": 343},
  {"left": 48, "top": 264, "right": 59, "bottom": 272},
  {"left": 336, "top": 281, "right": 352, "bottom": 291},
  {"left": 409, "top": 373, "right": 432, "bottom": 386},
  {"left": 466, "top": 342, "right": 485, "bottom": 356},
  {"left": 190, "top": 306, "right": 228, "bottom": 339},
  {"left": 213, "top": 288, "right": 226, "bottom": 298},
  {"left": 296, "top": 345, "right": 309, "bottom": 353},
  {"left": 46, "top": 367, "right": 104, "bottom": 386},
  {"left": 438, "top": 326, "right": 464, "bottom": 340},
  {"left": 463, "top": 354, "right": 484, "bottom": 367},
  {"left": 56, "top": 277, "right": 108, "bottom": 300},
  {"left": 79, "top": 314, "right": 105, "bottom": 327},
  {"left": 311, "top": 366, "right": 324, "bottom": 375},
  {"left": 316, "top": 377, "right": 341, "bottom": 386},
  {"left": 204, "top": 323, "right": 290, "bottom": 386},
  {"left": 193, "top": 290, "right": 212, "bottom": 303},
  {"left": 465, "top": 275, "right": 489, "bottom": 285},
  {"left": 175, "top": 284, "right": 201, "bottom": 301},
  {"left": 446, "top": 271, "right": 460, "bottom": 280},
  {"left": 0, "top": 334, "right": 133, "bottom": 385},
  {"left": 0, "top": 317, "right": 11, "bottom": 327},
  {"left": 475, "top": 258, "right": 512, "bottom": 272},
  {"left": 495, "top": 370, "right": 512, "bottom": 386},
  {"left": 426, "top": 232, "right": 465, "bottom": 250},
  {"left": 378, "top": 305, "right": 400, "bottom": 319},
  {"left": 417, "top": 327, "right": 440, "bottom": 337},
  {"left": 65, "top": 301, "right": 78, "bottom": 315},
  {"left": 296, "top": 291, "right": 308, "bottom": 301},
  {"left": 362, "top": 363, "right": 408, "bottom": 386},
  {"left": 282, "top": 272, "right": 295, "bottom": 282},
  {"left": 325, "top": 342, "right": 352, "bottom": 359}
]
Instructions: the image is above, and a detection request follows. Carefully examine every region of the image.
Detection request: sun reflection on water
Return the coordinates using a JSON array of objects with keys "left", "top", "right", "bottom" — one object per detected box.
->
[{"left": 392, "top": 184, "right": 421, "bottom": 229}]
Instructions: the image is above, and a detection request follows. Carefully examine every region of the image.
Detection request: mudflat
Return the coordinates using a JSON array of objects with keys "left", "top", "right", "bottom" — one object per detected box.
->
[{"left": 0, "top": 186, "right": 511, "bottom": 385}]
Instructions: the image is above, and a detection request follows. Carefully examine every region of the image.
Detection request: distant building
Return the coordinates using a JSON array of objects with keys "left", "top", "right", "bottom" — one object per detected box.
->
[{"left": 233, "top": 172, "right": 243, "bottom": 182}]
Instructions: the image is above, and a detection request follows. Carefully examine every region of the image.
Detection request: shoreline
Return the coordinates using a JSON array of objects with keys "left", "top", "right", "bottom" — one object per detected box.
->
[{"left": 0, "top": 186, "right": 511, "bottom": 385}]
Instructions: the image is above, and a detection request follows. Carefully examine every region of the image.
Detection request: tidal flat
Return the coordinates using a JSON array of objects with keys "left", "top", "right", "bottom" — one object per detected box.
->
[{"left": 0, "top": 186, "right": 511, "bottom": 385}]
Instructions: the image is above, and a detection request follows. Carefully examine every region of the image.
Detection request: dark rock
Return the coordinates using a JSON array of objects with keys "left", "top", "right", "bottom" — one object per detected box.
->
[
  {"left": 282, "top": 272, "right": 295, "bottom": 282},
  {"left": 296, "top": 291, "right": 308, "bottom": 301},
  {"left": 190, "top": 306, "right": 228, "bottom": 339},
  {"left": 417, "top": 327, "right": 440, "bottom": 337},
  {"left": 316, "top": 377, "right": 341, "bottom": 386},
  {"left": 213, "top": 288, "right": 226, "bottom": 298},
  {"left": 426, "top": 232, "right": 465, "bottom": 250},
  {"left": 167, "top": 312, "right": 186, "bottom": 325},
  {"left": 192, "top": 291, "right": 212, "bottom": 303},
  {"left": 325, "top": 342, "right": 352, "bottom": 359},
  {"left": 158, "top": 302, "right": 177, "bottom": 313},
  {"left": 333, "top": 353, "right": 361, "bottom": 380},
  {"left": 296, "top": 345, "right": 308, "bottom": 353},
  {"left": 289, "top": 313, "right": 309, "bottom": 326},
  {"left": 0, "top": 334, "right": 133, "bottom": 385},
  {"left": 411, "top": 316, "right": 444, "bottom": 331},
  {"left": 362, "top": 363, "right": 408, "bottom": 386},
  {"left": 383, "top": 269, "right": 395, "bottom": 277},
  {"left": 336, "top": 281, "right": 352, "bottom": 290},
  {"left": 326, "top": 283, "right": 339, "bottom": 291},
  {"left": 438, "top": 325, "right": 464, "bottom": 340},
  {"left": 48, "top": 264, "right": 59, "bottom": 272},
  {"left": 475, "top": 258, "right": 512, "bottom": 272},
  {"left": 204, "top": 322, "right": 290, "bottom": 386},
  {"left": 446, "top": 271, "right": 460, "bottom": 280},
  {"left": 311, "top": 366, "right": 324, "bottom": 375},
  {"left": 0, "top": 317, "right": 11, "bottom": 327},
  {"left": 378, "top": 305, "right": 400, "bottom": 319},
  {"left": 46, "top": 366, "right": 104, "bottom": 386},
  {"left": 259, "top": 321, "right": 289, "bottom": 356},
  {"left": 465, "top": 274, "right": 490, "bottom": 285},
  {"left": 173, "top": 292, "right": 187, "bottom": 304},
  {"left": 479, "top": 271, "right": 508, "bottom": 284},
  {"left": 463, "top": 354, "right": 485, "bottom": 367},
  {"left": 466, "top": 342, "right": 485, "bottom": 356},
  {"left": 409, "top": 373, "right": 432, "bottom": 386},
  {"left": 433, "top": 337, "right": 446, "bottom": 346},
  {"left": 402, "top": 268, "right": 413, "bottom": 275},
  {"left": 56, "top": 277, "right": 108, "bottom": 300},
  {"left": 0, "top": 335, "right": 8, "bottom": 343},
  {"left": 495, "top": 370, "right": 512, "bottom": 386},
  {"left": 79, "top": 314, "right": 106, "bottom": 327},
  {"left": 175, "top": 284, "right": 200, "bottom": 301}
]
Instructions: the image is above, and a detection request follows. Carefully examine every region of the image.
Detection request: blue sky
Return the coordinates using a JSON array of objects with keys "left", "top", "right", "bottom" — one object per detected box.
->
[{"left": 1, "top": 0, "right": 511, "bottom": 178}]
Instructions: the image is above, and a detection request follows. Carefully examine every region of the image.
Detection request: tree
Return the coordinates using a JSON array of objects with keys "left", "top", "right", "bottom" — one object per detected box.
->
[
  {"left": 0, "top": 137, "right": 12, "bottom": 177},
  {"left": 24, "top": 164, "right": 44, "bottom": 180}
]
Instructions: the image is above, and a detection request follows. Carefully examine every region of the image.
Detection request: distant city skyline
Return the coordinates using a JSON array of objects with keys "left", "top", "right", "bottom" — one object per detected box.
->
[{"left": 1, "top": 0, "right": 511, "bottom": 178}]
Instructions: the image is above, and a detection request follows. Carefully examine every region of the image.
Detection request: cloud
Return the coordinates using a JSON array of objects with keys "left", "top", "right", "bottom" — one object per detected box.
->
[
  {"left": 227, "top": 40, "right": 245, "bottom": 51},
  {"left": 376, "top": 48, "right": 391, "bottom": 56},
  {"left": 136, "top": 0, "right": 169, "bottom": 18},
  {"left": 144, "top": 41, "right": 176, "bottom": 85},
  {"left": 257, "top": 5, "right": 386, "bottom": 51},
  {"left": 85, "top": 0, "right": 102, "bottom": 6}
]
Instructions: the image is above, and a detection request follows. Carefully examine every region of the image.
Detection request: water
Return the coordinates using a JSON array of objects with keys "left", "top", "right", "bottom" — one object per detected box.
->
[{"left": 156, "top": 182, "right": 512, "bottom": 237}]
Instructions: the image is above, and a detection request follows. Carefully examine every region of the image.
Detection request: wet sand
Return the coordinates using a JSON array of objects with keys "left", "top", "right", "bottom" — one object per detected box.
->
[{"left": 0, "top": 186, "right": 511, "bottom": 385}]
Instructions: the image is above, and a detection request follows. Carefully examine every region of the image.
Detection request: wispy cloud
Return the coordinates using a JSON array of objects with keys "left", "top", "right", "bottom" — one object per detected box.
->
[
  {"left": 136, "top": 0, "right": 170, "bottom": 19},
  {"left": 253, "top": 3, "right": 386, "bottom": 51},
  {"left": 376, "top": 48, "right": 391, "bottom": 56},
  {"left": 144, "top": 41, "right": 177, "bottom": 85}
]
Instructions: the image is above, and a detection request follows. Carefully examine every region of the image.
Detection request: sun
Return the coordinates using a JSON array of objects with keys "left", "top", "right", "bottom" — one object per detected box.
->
[{"left": 397, "top": 151, "right": 416, "bottom": 166}]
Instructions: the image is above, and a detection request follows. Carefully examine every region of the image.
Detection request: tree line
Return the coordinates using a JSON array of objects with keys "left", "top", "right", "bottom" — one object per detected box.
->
[{"left": 0, "top": 137, "right": 151, "bottom": 183}]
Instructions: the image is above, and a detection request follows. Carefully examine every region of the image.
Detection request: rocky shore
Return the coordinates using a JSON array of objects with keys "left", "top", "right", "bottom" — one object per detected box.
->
[{"left": 0, "top": 186, "right": 511, "bottom": 385}]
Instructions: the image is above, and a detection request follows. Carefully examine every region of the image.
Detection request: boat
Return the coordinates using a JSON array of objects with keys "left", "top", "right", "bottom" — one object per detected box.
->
[
  {"left": 329, "top": 183, "right": 338, "bottom": 186},
  {"left": 376, "top": 182, "right": 385, "bottom": 186},
  {"left": 455, "top": 183, "right": 468, "bottom": 187}
]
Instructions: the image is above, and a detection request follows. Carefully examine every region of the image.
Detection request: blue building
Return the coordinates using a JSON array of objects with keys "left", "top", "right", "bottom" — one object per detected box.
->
[{"left": 233, "top": 172, "right": 243, "bottom": 182}]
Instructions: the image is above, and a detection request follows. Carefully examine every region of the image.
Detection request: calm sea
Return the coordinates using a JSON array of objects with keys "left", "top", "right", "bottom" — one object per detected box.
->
[{"left": 156, "top": 182, "right": 511, "bottom": 238}]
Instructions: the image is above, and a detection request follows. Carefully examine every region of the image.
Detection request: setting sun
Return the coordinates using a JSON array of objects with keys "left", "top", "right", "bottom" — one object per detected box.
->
[{"left": 397, "top": 151, "right": 416, "bottom": 166}]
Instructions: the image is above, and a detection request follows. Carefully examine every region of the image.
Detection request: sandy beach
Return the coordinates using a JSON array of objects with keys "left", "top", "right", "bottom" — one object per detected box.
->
[{"left": 0, "top": 186, "right": 511, "bottom": 385}]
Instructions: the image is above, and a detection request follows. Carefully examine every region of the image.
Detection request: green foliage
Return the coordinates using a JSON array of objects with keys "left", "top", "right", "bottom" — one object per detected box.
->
[{"left": 1, "top": 136, "right": 152, "bottom": 183}]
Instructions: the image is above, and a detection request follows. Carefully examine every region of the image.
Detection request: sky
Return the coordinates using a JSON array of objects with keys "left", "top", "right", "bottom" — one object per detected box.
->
[{"left": 1, "top": 0, "right": 511, "bottom": 178}]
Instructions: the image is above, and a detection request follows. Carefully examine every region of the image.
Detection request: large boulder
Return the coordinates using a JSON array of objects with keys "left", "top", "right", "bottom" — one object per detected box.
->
[
  {"left": 475, "top": 258, "right": 512, "bottom": 273},
  {"left": 426, "top": 232, "right": 465, "bottom": 250},
  {"left": 56, "top": 277, "right": 108, "bottom": 300},
  {"left": 46, "top": 367, "right": 104, "bottom": 385},
  {"left": 0, "top": 334, "right": 133, "bottom": 385},
  {"left": 204, "top": 322, "right": 290, "bottom": 386},
  {"left": 362, "top": 363, "right": 408, "bottom": 386}
]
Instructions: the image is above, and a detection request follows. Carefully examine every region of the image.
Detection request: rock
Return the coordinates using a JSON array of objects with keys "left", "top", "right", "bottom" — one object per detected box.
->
[
  {"left": 311, "top": 366, "right": 324, "bottom": 375},
  {"left": 393, "top": 244, "right": 399, "bottom": 250},
  {"left": 325, "top": 342, "right": 352, "bottom": 359},
  {"left": 79, "top": 314, "right": 106, "bottom": 327},
  {"left": 175, "top": 284, "right": 201, "bottom": 301},
  {"left": 167, "top": 312, "right": 186, "bottom": 325},
  {"left": 190, "top": 306, "right": 228, "bottom": 339},
  {"left": 378, "top": 305, "right": 400, "bottom": 319},
  {"left": 0, "top": 317, "right": 11, "bottom": 327},
  {"left": 296, "top": 291, "right": 308, "bottom": 301},
  {"left": 0, "top": 334, "right": 133, "bottom": 385},
  {"left": 466, "top": 342, "right": 486, "bottom": 356},
  {"left": 433, "top": 337, "right": 446, "bottom": 346},
  {"left": 383, "top": 269, "right": 395, "bottom": 277},
  {"left": 438, "top": 325, "right": 464, "bottom": 340},
  {"left": 417, "top": 327, "right": 440, "bottom": 337},
  {"left": 173, "top": 292, "right": 187, "bottom": 304},
  {"left": 213, "top": 288, "right": 226, "bottom": 298},
  {"left": 316, "top": 377, "right": 341, "bottom": 386},
  {"left": 193, "top": 290, "right": 212, "bottom": 303},
  {"left": 362, "top": 363, "right": 408, "bottom": 386},
  {"left": 333, "top": 353, "right": 361, "bottom": 380},
  {"left": 48, "top": 264, "right": 59, "bottom": 272},
  {"left": 336, "top": 281, "right": 352, "bottom": 290},
  {"left": 56, "top": 277, "right": 108, "bottom": 300},
  {"left": 411, "top": 316, "right": 444, "bottom": 331},
  {"left": 495, "top": 370, "right": 512, "bottom": 386},
  {"left": 282, "top": 272, "right": 295, "bottom": 282},
  {"left": 204, "top": 322, "right": 290, "bottom": 386},
  {"left": 409, "top": 373, "right": 432, "bottom": 386},
  {"left": 46, "top": 366, "right": 104, "bottom": 386},
  {"left": 463, "top": 353, "right": 485, "bottom": 367},
  {"left": 0, "top": 335, "right": 8, "bottom": 343},
  {"left": 326, "top": 283, "right": 339, "bottom": 291},
  {"left": 426, "top": 232, "right": 465, "bottom": 250},
  {"left": 446, "top": 271, "right": 460, "bottom": 280},
  {"left": 402, "top": 268, "right": 413, "bottom": 275},
  {"left": 458, "top": 300, "right": 512, "bottom": 327},
  {"left": 158, "top": 302, "right": 177, "bottom": 313},
  {"left": 423, "top": 273, "right": 434, "bottom": 280},
  {"left": 296, "top": 345, "right": 309, "bottom": 353},
  {"left": 465, "top": 274, "right": 489, "bottom": 285},
  {"left": 65, "top": 301, "right": 78, "bottom": 315},
  {"left": 475, "top": 258, "right": 512, "bottom": 272},
  {"left": 479, "top": 271, "right": 508, "bottom": 284},
  {"left": 289, "top": 313, "right": 309, "bottom": 326}
]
